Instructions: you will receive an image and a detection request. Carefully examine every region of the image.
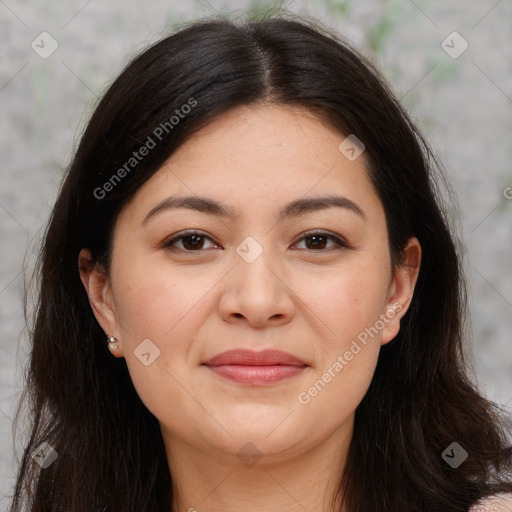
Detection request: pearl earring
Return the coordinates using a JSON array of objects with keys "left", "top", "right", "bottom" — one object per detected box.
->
[{"left": 107, "top": 336, "right": 120, "bottom": 355}]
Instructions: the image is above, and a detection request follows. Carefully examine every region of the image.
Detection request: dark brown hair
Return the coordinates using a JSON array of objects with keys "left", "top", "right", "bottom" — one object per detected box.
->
[{"left": 9, "top": 10, "right": 512, "bottom": 512}]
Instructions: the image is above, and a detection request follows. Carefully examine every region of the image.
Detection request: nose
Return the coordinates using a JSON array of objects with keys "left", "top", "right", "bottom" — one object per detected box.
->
[{"left": 218, "top": 247, "right": 296, "bottom": 329}]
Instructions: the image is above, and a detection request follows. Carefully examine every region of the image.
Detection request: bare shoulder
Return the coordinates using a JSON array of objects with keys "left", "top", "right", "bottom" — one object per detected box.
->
[{"left": 470, "top": 493, "right": 512, "bottom": 511}]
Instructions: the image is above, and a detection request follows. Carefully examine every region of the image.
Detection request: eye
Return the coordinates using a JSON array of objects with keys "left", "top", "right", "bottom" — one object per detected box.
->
[
  {"left": 293, "top": 230, "right": 348, "bottom": 251},
  {"left": 163, "top": 230, "right": 219, "bottom": 252}
]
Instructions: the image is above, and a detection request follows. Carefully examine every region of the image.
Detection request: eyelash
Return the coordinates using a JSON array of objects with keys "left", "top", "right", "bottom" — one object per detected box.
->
[{"left": 162, "top": 229, "right": 349, "bottom": 253}]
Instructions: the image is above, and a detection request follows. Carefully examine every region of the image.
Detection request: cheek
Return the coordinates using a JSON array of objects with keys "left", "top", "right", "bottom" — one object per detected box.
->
[
  {"left": 111, "top": 260, "right": 209, "bottom": 341},
  {"left": 110, "top": 262, "right": 213, "bottom": 423},
  {"left": 295, "top": 255, "right": 389, "bottom": 415},
  {"left": 296, "top": 343, "right": 379, "bottom": 436},
  {"left": 301, "top": 256, "right": 391, "bottom": 347}
]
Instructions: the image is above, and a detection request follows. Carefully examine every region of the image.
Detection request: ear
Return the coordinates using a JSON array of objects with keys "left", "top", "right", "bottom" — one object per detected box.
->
[
  {"left": 78, "top": 248, "right": 124, "bottom": 356},
  {"left": 380, "top": 237, "right": 421, "bottom": 345}
]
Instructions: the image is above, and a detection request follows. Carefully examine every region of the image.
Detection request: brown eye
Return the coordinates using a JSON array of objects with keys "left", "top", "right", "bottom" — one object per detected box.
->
[
  {"left": 303, "top": 234, "right": 329, "bottom": 250},
  {"left": 293, "top": 231, "right": 347, "bottom": 251},
  {"left": 179, "top": 234, "right": 207, "bottom": 250},
  {"left": 164, "top": 231, "right": 218, "bottom": 252}
]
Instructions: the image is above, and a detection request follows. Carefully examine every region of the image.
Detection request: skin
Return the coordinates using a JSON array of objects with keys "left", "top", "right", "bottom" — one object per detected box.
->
[{"left": 79, "top": 103, "right": 421, "bottom": 512}]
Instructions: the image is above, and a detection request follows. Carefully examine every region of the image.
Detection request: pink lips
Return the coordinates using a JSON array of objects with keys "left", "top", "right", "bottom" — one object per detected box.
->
[{"left": 202, "top": 349, "right": 308, "bottom": 386}]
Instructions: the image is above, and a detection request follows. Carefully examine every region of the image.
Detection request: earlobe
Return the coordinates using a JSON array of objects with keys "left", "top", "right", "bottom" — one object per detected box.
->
[
  {"left": 78, "top": 248, "right": 120, "bottom": 342},
  {"left": 381, "top": 237, "right": 422, "bottom": 345}
]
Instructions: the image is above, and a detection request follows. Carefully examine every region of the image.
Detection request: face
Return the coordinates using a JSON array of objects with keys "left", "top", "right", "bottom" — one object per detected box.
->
[{"left": 80, "top": 103, "right": 420, "bottom": 468}]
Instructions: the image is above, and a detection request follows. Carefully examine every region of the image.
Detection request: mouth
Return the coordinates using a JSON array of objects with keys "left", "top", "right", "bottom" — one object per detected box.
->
[{"left": 202, "top": 349, "right": 309, "bottom": 386}]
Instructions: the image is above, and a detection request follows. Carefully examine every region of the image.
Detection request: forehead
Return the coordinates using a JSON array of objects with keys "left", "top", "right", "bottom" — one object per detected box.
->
[{"left": 118, "top": 104, "right": 385, "bottom": 227}]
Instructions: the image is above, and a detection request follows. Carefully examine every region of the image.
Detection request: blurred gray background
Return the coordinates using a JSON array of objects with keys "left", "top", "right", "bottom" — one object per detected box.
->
[{"left": 1, "top": 0, "right": 511, "bottom": 506}]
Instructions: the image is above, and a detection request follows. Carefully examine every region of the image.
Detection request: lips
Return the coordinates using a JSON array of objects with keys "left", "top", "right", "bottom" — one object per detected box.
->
[
  {"left": 203, "top": 349, "right": 307, "bottom": 367},
  {"left": 202, "top": 349, "right": 308, "bottom": 386}
]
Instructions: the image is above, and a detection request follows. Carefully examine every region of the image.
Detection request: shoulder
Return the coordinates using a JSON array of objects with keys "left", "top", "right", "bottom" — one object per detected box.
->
[{"left": 470, "top": 493, "right": 512, "bottom": 511}]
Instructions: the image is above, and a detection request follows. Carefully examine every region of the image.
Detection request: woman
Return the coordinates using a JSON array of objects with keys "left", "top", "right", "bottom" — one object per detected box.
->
[{"left": 9, "top": 11, "right": 512, "bottom": 512}]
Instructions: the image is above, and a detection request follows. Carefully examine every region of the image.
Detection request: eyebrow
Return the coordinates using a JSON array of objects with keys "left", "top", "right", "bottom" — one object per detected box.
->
[{"left": 142, "top": 194, "right": 366, "bottom": 226}]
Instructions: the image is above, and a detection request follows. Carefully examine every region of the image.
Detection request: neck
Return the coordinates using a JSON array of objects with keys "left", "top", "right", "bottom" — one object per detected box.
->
[{"left": 163, "top": 419, "right": 353, "bottom": 512}]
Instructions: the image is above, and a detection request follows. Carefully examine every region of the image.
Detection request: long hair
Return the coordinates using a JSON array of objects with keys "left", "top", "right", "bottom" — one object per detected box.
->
[{"left": 9, "top": 11, "right": 512, "bottom": 512}]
